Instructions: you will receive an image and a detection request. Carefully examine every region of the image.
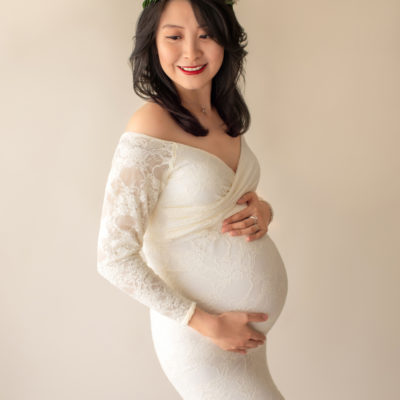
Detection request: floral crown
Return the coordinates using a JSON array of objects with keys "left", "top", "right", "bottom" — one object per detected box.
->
[{"left": 142, "top": 0, "right": 237, "bottom": 9}]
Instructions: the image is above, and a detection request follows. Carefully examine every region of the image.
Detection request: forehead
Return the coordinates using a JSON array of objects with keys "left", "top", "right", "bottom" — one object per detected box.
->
[{"left": 158, "top": 0, "right": 206, "bottom": 29}]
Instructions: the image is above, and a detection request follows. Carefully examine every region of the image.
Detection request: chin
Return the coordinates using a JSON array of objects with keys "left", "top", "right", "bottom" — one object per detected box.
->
[{"left": 175, "top": 80, "right": 210, "bottom": 91}]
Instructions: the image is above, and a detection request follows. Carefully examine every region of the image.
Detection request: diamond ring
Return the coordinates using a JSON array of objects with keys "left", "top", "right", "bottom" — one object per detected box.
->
[{"left": 249, "top": 215, "right": 258, "bottom": 224}]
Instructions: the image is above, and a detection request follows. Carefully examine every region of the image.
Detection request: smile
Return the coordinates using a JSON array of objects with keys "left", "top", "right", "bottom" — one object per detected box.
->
[{"left": 178, "top": 64, "right": 208, "bottom": 75}]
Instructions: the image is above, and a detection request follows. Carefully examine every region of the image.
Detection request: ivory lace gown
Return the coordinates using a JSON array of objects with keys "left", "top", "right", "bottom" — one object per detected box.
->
[{"left": 97, "top": 131, "right": 288, "bottom": 399}]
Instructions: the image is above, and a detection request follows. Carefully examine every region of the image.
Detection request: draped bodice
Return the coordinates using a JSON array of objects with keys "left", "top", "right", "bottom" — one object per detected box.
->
[{"left": 133, "top": 132, "right": 262, "bottom": 242}]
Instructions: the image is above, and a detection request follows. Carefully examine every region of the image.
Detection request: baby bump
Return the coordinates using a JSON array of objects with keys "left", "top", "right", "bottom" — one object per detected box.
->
[{"left": 155, "top": 230, "right": 288, "bottom": 335}]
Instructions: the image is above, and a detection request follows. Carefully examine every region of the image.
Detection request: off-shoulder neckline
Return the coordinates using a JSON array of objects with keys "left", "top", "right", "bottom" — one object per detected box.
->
[{"left": 123, "top": 131, "right": 244, "bottom": 175}]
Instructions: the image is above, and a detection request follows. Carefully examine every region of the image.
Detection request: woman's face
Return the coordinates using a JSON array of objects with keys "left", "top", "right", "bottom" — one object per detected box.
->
[{"left": 155, "top": 0, "right": 224, "bottom": 93}]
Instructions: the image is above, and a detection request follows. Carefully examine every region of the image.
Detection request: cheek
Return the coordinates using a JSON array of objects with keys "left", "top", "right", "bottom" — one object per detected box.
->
[
  {"left": 156, "top": 38, "right": 173, "bottom": 66},
  {"left": 158, "top": 46, "right": 178, "bottom": 68},
  {"left": 210, "top": 45, "right": 224, "bottom": 66}
]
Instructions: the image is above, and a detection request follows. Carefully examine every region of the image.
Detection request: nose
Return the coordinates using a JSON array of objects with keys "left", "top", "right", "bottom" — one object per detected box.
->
[{"left": 183, "top": 36, "right": 202, "bottom": 63}]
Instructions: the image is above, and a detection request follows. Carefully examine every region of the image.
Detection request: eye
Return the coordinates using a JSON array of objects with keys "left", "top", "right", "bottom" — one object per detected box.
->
[{"left": 166, "top": 34, "right": 212, "bottom": 41}]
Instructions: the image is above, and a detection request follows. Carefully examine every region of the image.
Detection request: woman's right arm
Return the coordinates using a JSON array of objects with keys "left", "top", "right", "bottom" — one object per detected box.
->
[{"left": 97, "top": 132, "right": 197, "bottom": 326}]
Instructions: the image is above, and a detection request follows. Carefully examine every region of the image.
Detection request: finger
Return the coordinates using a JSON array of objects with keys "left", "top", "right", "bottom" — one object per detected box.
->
[
  {"left": 222, "top": 219, "right": 254, "bottom": 233},
  {"left": 228, "top": 224, "right": 261, "bottom": 237},
  {"left": 236, "top": 191, "right": 254, "bottom": 204},
  {"left": 237, "top": 346, "right": 251, "bottom": 351},
  {"left": 247, "top": 327, "right": 267, "bottom": 342},
  {"left": 249, "top": 338, "right": 265, "bottom": 345},
  {"left": 246, "top": 229, "right": 267, "bottom": 242},
  {"left": 222, "top": 210, "right": 254, "bottom": 226},
  {"left": 245, "top": 341, "right": 261, "bottom": 349},
  {"left": 222, "top": 206, "right": 259, "bottom": 224},
  {"left": 247, "top": 312, "right": 268, "bottom": 322},
  {"left": 227, "top": 348, "right": 247, "bottom": 354},
  {"left": 227, "top": 229, "right": 244, "bottom": 236},
  {"left": 236, "top": 217, "right": 260, "bottom": 230}
]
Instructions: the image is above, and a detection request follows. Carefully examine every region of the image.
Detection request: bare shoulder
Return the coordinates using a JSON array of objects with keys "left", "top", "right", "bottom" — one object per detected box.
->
[{"left": 125, "top": 102, "right": 177, "bottom": 140}]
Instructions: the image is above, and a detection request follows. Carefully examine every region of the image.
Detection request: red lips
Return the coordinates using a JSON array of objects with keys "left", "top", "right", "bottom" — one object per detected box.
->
[{"left": 178, "top": 64, "right": 208, "bottom": 75}]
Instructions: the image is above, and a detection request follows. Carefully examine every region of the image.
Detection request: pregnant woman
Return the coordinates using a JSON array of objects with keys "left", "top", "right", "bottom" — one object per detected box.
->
[{"left": 97, "top": 0, "right": 288, "bottom": 398}]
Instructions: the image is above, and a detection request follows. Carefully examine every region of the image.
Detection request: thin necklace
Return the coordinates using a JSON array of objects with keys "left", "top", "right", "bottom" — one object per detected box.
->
[{"left": 183, "top": 102, "right": 208, "bottom": 115}]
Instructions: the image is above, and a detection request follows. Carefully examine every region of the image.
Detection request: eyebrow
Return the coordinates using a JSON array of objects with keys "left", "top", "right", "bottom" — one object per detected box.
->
[{"left": 161, "top": 24, "right": 208, "bottom": 29}]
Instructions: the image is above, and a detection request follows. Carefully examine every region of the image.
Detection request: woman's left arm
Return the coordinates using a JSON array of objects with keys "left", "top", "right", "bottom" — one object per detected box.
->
[{"left": 221, "top": 192, "right": 273, "bottom": 242}]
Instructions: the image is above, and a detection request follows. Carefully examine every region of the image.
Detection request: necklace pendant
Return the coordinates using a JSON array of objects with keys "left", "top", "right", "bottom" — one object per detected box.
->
[{"left": 201, "top": 106, "right": 206, "bottom": 115}]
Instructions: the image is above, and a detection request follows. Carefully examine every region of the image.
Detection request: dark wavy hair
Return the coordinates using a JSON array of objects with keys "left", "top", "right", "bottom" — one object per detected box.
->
[{"left": 129, "top": 0, "right": 250, "bottom": 137}]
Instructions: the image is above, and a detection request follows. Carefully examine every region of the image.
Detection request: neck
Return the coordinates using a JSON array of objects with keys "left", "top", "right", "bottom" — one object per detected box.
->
[
  {"left": 177, "top": 84, "right": 212, "bottom": 116},
  {"left": 182, "top": 100, "right": 212, "bottom": 116}
]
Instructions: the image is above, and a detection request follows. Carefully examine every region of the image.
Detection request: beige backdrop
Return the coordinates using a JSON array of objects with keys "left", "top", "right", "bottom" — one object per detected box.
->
[{"left": 1, "top": 0, "right": 399, "bottom": 399}]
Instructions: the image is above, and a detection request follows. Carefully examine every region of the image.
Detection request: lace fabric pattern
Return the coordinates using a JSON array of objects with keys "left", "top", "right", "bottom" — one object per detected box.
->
[{"left": 97, "top": 133, "right": 197, "bottom": 326}]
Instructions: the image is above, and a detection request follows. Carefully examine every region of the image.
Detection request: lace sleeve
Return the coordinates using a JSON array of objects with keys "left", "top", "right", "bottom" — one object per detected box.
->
[{"left": 97, "top": 133, "right": 197, "bottom": 326}]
